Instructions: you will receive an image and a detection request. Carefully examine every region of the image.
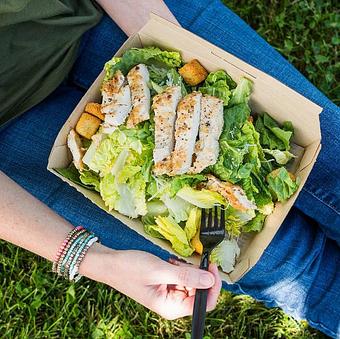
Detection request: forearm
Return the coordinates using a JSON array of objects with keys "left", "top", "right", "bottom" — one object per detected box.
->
[
  {"left": 96, "top": 0, "right": 179, "bottom": 36},
  {"left": 0, "top": 171, "right": 112, "bottom": 283}
]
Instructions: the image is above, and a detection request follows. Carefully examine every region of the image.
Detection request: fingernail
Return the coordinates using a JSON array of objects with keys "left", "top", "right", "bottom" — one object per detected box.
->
[{"left": 200, "top": 273, "right": 214, "bottom": 287}]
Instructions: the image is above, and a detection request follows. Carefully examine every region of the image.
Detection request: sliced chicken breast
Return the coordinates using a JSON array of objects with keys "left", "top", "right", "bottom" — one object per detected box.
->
[
  {"left": 101, "top": 70, "right": 125, "bottom": 105},
  {"left": 190, "top": 95, "right": 224, "bottom": 173},
  {"left": 170, "top": 91, "right": 202, "bottom": 175},
  {"left": 126, "top": 64, "right": 151, "bottom": 128},
  {"left": 67, "top": 129, "right": 85, "bottom": 171},
  {"left": 152, "top": 86, "right": 182, "bottom": 175},
  {"left": 206, "top": 174, "right": 256, "bottom": 211},
  {"left": 101, "top": 70, "right": 131, "bottom": 132}
]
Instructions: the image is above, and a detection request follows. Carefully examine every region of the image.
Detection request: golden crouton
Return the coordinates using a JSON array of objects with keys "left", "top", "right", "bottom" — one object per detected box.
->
[
  {"left": 84, "top": 102, "right": 104, "bottom": 121},
  {"left": 179, "top": 59, "right": 208, "bottom": 86},
  {"left": 75, "top": 112, "right": 101, "bottom": 139}
]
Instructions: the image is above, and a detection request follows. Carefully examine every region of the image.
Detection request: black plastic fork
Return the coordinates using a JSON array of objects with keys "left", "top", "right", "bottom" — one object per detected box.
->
[{"left": 191, "top": 206, "right": 225, "bottom": 339}]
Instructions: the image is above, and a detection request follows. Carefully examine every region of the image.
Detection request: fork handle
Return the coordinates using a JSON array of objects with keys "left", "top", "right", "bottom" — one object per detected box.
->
[{"left": 191, "top": 250, "right": 210, "bottom": 339}]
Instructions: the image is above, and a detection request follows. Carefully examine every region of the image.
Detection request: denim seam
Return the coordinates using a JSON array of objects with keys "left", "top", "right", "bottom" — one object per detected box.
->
[{"left": 302, "top": 186, "right": 340, "bottom": 216}]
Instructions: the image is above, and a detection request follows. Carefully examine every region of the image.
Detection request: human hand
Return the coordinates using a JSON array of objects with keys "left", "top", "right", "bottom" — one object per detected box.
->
[{"left": 102, "top": 250, "right": 221, "bottom": 320}]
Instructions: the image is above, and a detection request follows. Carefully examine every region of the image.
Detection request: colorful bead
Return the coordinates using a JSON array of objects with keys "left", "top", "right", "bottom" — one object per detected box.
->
[{"left": 52, "top": 226, "right": 98, "bottom": 282}]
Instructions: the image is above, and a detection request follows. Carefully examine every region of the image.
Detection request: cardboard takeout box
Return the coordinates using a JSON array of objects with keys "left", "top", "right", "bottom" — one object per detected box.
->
[{"left": 48, "top": 14, "right": 322, "bottom": 283}]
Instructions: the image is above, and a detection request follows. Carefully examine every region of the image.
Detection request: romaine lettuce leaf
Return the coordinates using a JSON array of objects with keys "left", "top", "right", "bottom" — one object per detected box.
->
[
  {"left": 263, "top": 149, "right": 296, "bottom": 165},
  {"left": 266, "top": 167, "right": 300, "bottom": 202},
  {"left": 221, "top": 103, "right": 251, "bottom": 140},
  {"left": 87, "top": 123, "right": 154, "bottom": 218},
  {"left": 169, "top": 173, "right": 206, "bottom": 197},
  {"left": 152, "top": 216, "right": 194, "bottom": 257},
  {"left": 55, "top": 164, "right": 97, "bottom": 191},
  {"left": 166, "top": 68, "right": 188, "bottom": 96},
  {"left": 176, "top": 186, "right": 226, "bottom": 208},
  {"left": 225, "top": 207, "right": 256, "bottom": 237},
  {"left": 104, "top": 47, "right": 182, "bottom": 79},
  {"left": 255, "top": 113, "right": 293, "bottom": 151},
  {"left": 161, "top": 193, "right": 192, "bottom": 223},
  {"left": 184, "top": 207, "right": 201, "bottom": 241},
  {"left": 199, "top": 70, "right": 233, "bottom": 105},
  {"left": 243, "top": 212, "right": 266, "bottom": 232},
  {"left": 104, "top": 57, "right": 121, "bottom": 81},
  {"left": 228, "top": 77, "right": 253, "bottom": 107},
  {"left": 143, "top": 224, "right": 165, "bottom": 239},
  {"left": 210, "top": 239, "right": 240, "bottom": 273},
  {"left": 79, "top": 170, "right": 100, "bottom": 192}
]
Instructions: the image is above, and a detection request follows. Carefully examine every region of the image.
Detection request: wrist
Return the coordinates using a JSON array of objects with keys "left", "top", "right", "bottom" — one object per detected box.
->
[{"left": 78, "top": 242, "right": 118, "bottom": 285}]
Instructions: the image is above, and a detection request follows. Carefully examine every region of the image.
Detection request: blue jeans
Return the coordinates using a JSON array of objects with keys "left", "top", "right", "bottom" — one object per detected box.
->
[{"left": 0, "top": 0, "right": 339, "bottom": 337}]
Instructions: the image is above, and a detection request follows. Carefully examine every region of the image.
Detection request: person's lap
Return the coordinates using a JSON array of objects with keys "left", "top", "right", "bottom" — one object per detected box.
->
[{"left": 0, "top": 0, "right": 339, "bottom": 337}]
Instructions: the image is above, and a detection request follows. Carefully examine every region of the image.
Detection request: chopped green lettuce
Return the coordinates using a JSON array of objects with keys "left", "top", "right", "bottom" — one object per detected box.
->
[
  {"left": 243, "top": 212, "right": 266, "bottom": 232},
  {"left": 210, "top": 239, "right": 240, "bottom": 273},
  {"left": 176, "top": 186, "right": 226, "bottom": 208},
  {"left": 267, "top": 167, "right": 300, "bottom": 202},
  {"left": 152, "top": 216, "right": 194, "bottom": 257},
  {"left": 228, "top": 77, "right": 253, "bottom": 107},
  {"left": 79, "top": 170, "right": 100, "bottom": 192},
  {"left": 225, "top": 207, "right": 256, "bottom": 237},
  {"left": 199, "top": 70, "right": 234, "bottom": 105},
  {"left": 104, "top": 47, "right": 182, "bottom": 79},
  {"left": 263, "top": 149, "right": 296, "bottom": 165},
  {"left": 184, "top": 207, "right": 201, "bottom": 241},
  {"left": 255, "top": 113, "right": 293, "bottom": 151},
  {"left": 161, "top": 194, "right": 192, "bottom": 223},
  {"left": 87, "top": 124, "right": 154, "bottom": 218},
  {"left": 55, "top": 164, "right": 97, "bottom": 191},
  {"left": 169, "top": 174, "right": 206, "bottom": 197}
]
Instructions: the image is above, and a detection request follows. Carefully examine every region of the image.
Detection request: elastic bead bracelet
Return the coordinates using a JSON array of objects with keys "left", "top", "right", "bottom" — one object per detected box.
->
[
  {"left": 69, "top": 236, "right": 98, "bottom": 282},
  {"left": 56, "top": 229, "right": 87, "bottom": 277},
  {"left": 58, "top": 231, "right": 88, "bottom": 277},
  {"left": 62, "top": 232, "right": 94, "bottom": 278},
  {"left": 53, "top": 226, "right": 99, "bottom": 282},
  {"left": 52, "top": 226, "right": 84, "bottom": 273},
  {"left": 54, "top": 227, "right": 86, "bottom": 274}
]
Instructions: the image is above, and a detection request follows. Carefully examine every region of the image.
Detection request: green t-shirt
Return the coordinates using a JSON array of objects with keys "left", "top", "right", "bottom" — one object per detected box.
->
[{"left": 0, "top": 0, "right": 102, "bottom": 126}]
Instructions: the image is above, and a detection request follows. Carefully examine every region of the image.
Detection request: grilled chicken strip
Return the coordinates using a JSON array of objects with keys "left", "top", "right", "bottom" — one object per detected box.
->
[
  {"left": 171, "top": 91, "right": 202, "bottom": 175},
  {"left": 101, "top": 70, "right": 131, "bottom": 133},
  {"left": 152, "top": 86, "right": 182, "bottom": 175},
  {"left": 206, "top": 174, "right": 256, "bottom": 211},
  {"left": 67, "top": 129, "right": 85, "bottom": 171},
  {"left": 126, "top": 64, "right": 151, "bottom": 128},
  {"left": 190, "top": 95, "right": 224, "bottom": 173}
]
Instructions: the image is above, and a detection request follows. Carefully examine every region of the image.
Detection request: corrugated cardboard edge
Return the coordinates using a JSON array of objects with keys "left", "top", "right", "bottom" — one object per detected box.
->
[{"left": 48, "top": 14, "right": 322, "bottom": 284}]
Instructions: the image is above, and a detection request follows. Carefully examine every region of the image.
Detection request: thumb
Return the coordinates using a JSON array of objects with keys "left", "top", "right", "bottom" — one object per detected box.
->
[{"left": 153, "top": 264, "right": 215, "bottom": 288}]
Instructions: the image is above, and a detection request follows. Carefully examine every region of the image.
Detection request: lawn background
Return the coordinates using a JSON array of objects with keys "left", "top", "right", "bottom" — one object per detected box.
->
[{"left": 0, "top": 0, "right": 338, "bottom": 338}]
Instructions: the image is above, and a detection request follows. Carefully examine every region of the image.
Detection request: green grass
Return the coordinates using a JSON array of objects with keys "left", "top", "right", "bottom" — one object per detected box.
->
[
  {"left": 0, "top": 1, "right": 337, "bottom": 338},
  {"left": 223, "top": 0, "right": 339, "bottom": 104},
  {"left": 0, "top": 243, "right": 327, "bottom": 338}
]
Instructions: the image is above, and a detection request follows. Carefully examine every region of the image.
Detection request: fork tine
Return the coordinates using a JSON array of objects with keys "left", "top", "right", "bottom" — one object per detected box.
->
[
  {"left": 207, "top": 208, "right": 213, "bottom": 229},
  {"left": 214, "top": 205, "right": 218, "bottom": 228},
  {"left": 220, "top": 207, "right": 225, "bottom": 230},
  {"left": 201, "top": 208, "right": 206, "bottom": 231}
]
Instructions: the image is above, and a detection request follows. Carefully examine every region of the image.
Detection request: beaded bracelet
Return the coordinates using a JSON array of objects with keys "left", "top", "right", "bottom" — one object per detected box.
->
[
  {"left": 56, "top": 229, "right": 87, "bottom": 276},
  {"left": 52, "top": 226, "right": 84, "bottom": 273},
  {"left": 59, "top": 232, "right": 90, "bottom": 278},
  {"left": 62, "top": 232, "right": 96, "bottom": 279},
  {"left": 69, "top": 236, "right": 98, "bottom": 282},
  {"left": 53, "top": 227, "right": 99, "bottom": 282}
]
